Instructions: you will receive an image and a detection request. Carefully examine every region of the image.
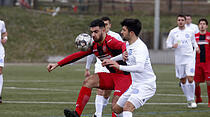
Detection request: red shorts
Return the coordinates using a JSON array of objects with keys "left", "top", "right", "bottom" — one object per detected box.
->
[
  {"left": 194, "top": 63, "right": 210, "bottom": 83},
  {"left": 97, "top": 72, "right": 132, "bottom": 96}
]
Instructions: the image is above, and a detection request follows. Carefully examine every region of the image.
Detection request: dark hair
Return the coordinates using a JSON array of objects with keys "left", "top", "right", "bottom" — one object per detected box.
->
[
  {"left": 101, "top": 16, "right": 111, "bottom": 22},
  {"left": 185, "top": 14, "right": 192, "bottom": 17},
  {"left": 120, "top": 18, "right": 142, "bottom": 36},
  {"left": 177, "top": 14, "right": 186, "bottom": 20},
  {"left": 90, "top": 19, "right": 105, "bottom": 28},
  {"left": 198, "top": 18, "right": 208, "bottom": 25}
]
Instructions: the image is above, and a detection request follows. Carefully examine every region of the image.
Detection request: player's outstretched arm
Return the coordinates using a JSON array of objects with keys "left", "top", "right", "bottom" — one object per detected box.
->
[{"left": 47, "top": 63, "right": 59, "bottom": 72}]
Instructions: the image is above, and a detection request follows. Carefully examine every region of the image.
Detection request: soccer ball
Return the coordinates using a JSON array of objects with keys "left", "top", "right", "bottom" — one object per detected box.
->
[{"left": 75, "top": 33, "right": 92, "bottom": 51}]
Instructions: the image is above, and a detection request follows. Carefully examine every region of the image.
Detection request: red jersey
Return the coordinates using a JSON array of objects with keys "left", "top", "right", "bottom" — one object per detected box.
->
[
  {"left": 195, "top": 32, "right": 210, "bottom": 64},
  {"left": 58, "top": 34, "right": 129, "bottom": 75}
]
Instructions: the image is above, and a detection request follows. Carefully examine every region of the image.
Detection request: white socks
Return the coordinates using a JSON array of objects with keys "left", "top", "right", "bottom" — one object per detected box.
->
[
  {"left": 0, "top": 75, "right": 3, "bottom": 97},
  {"left": 181, "top": 80, "right": 195, "bottom": 101},
  {"left": 123, "top": 111, "right": 132, "bottom": 117},
  {"left": 187, "top": 81, "right": 195, "bottom": 101},
  {"left": 95, "top": 95, "right": 103, "bottom": 117},
  {"left": 94, "top": 95, "right": 110, "bottom": 117}
]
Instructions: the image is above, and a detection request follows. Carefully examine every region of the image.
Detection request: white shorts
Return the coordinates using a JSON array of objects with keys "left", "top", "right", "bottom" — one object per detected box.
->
[
  {"left": 117, "top": 84, "right": 156, "bottom": 109},
  {"left": 0, "top": 54, "right": 5, "bottom": 67},
  {"left": 175, "top": 60, "right": 195, "bottom": 79}
]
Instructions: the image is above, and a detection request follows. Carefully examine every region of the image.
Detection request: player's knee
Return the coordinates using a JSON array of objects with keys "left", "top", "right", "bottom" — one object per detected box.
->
[
  {"left": 96, "top": 89, "right": 104, "bottom": 95},
  {"left": 112, "top": 104, "right": 123, "bottom": 114},
  {"left": 123, "top": 102, "right": 135, "bottom": 112},
  {"left": 187, "top": 76, "right": 194, "bottom": 83},
  {"left": 180, "top": 78, "right": 186, "bottom": 84}
]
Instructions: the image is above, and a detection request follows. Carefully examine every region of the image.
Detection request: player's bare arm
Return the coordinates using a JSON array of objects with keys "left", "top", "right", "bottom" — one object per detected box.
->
[{"left": 47, "top": 63, "right": 59, "bottom": 72}]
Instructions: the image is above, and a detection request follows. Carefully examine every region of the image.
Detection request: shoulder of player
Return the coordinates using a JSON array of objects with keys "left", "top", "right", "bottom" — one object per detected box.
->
[{"left": 105, "top": 34, "right": 120, "bottom": 43}]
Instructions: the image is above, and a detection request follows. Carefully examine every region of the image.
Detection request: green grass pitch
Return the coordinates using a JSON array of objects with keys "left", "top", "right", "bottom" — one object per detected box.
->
[{"left": 0, "top": 63, "right": 209, "bottom": 117}]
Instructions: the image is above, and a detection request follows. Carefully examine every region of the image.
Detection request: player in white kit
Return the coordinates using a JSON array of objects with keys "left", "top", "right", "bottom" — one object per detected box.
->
[
  {"left": 84, "top": 17, "right": 123, "bottom": 117},
  {"left": 102, "top": 18, "right": 156, "bottom": 117},
  {"left": 166, "top": 15, "right": 200, "bottom": 108},
  {"left": 185, "top": 15, "right": 199, "bottom": 34},
  {"left": 0, "top": 19, "right": 8, "bottom": 103}
]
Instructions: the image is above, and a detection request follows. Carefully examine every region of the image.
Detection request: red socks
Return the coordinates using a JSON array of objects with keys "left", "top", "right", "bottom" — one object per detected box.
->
[
  {"left": 195, "top": 85, "right": 201, "bottom": 98},
  {"left": 207, "top": 85, "right": 210, "bottom": 103},
  {"left": 75, "top": 86, "right": 92, "bottom": 116}
]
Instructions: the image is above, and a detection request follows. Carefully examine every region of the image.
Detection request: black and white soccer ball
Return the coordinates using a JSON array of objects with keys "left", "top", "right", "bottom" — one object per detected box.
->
[{"left": 75, "top": 33, "right": 92, "bottom": 51}]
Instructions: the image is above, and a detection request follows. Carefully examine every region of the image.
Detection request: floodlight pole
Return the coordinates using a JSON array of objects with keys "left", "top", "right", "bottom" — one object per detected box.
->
[{"left": 154, "top": 0, "right": 160, "bottom": 50}]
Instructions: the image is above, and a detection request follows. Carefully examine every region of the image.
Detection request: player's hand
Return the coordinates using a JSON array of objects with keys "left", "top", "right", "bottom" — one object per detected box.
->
[
  {"left": 102, "top": 59, "right": 119, "bottom": 69},
  {"left": 196, "top": 47, "right": 200, "bottom": 54},
  {"left": 123, "top": 51, "right": 128, "bottom": 61},
  {"left": 47, "top": 63, "right": 58, "bottom": 72},
  {"left": 84, "top": 69, "right": 91, "bottom": 77},
  {"left": 1, "top": 38, "right": 7, "bottom": 44},
  {"left": 172, "top": 43, "right": 178, "bottom": 48}
]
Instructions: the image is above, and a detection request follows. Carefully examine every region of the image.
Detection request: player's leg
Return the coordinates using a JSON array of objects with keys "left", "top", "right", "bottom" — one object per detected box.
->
[
  {"left": 94, "top": 89, "right": 112, "bottom": 117},
  {"left": 195, "top": 82, "right": 202, "bottom": 103},
  {"left": 0, "top": 67, "right": 3, "bottom": 103},
  {"left": 64, "top": 74, "right": 100, "bottom": 117},
  {"left": 0, "top": 55, "right": 4, "bottom": 104},
  {"left": 206, "top": 81, "right": 210, "bottom": 107},
  {"left": 119, "top": 84, "right": 156, "bottom": 117},
  {"left": 185, "top": 62, "right": 197, "bottom": 108},
  {"left": 194, "top": 64, "right": 203, "bottom": 103},
  {"left": 112, "top": 73, "right": 132, "bottom": 117}
]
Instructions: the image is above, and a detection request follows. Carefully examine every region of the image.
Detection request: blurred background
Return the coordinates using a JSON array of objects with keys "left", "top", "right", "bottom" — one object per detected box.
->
[{"left": 0, "top": 0, "right": 210, "bottom": 63}]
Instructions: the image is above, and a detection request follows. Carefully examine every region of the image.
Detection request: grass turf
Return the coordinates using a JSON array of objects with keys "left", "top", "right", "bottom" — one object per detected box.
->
[{"left": 0, "top": 63, "right": 209, "bottom": 117}]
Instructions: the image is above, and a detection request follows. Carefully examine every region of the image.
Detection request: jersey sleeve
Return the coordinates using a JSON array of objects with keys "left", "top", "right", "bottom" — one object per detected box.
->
[
  {"left": 85, "top": 54, "right": 96, "bottom": 69},
  {"left": 166, "top": 31, "right": 174, "bottom": 48},
  {"left": 1, "top": 21, "right": 6, "bottom": 33},
  {"left": 191, "top": 32, "right": 198, "bottom": 48},
  {"left": 58, "top": 49, "right": 92, "bottom": 67},
  {"left": 111, "top": 54, "right": 123, "bottom": 61}
]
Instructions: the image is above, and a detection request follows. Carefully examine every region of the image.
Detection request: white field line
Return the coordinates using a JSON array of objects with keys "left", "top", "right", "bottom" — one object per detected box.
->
[
  {"left": 3, "top": 101, "right": 208, "bottom": 105},
  {"left": 4, "top": 86, "right": 208, "bottom": 97},
  {"left": 5, "top": 80, "right": 178, "bottom": 84}
]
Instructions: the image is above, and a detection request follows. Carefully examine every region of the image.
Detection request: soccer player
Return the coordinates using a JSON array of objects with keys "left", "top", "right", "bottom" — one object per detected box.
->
[
  {"left": 47, "top": 19, "right": 131, "bottom": 117},
  {"left": 185, "top": 15, "right": 199, "bottom": 34},
  {"left": 102, "top": 18, "right": 156, "bottom": 117},
  {"left": 166, "top": 14, "right": 200, "bottom": 108},
  {"left": 0, "top": 19, "right": 8, "bottom": 103},
  {"left": 194, "top": 18, "right": 210, "bottom": 107},
  {"left": 85, "top": 16, "right": 123, "bottom": 117}
]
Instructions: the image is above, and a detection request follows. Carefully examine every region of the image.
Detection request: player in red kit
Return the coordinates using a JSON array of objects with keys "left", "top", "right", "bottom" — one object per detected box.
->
[
  {"left": 47, "top": 19, "right": 131, "bottom": 117},
  {"left": 194, "top": 18, "right": 210, "bottom": 107}
]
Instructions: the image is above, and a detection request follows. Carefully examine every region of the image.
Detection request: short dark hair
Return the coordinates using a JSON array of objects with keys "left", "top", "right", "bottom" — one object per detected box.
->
[
  {"left": 101, "top": 17, "right": 111, "bottom": 22},
  {"left": 177, "top": 14, "right": 186, "bottom": 20},
  {"left": 198, "top": 18, "right": 208, "bottom": 25},
  {"left": 185, "top": 14, "right": 192, "bottom": 17},
  {"left": 121, "top": 18, "right": 142, "bottom": 36},
  {"left": 90, "top": 19, "right": 105, "bottom": 28}
]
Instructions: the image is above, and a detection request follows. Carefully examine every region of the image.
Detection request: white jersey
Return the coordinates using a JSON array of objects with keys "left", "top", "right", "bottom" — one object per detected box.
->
[
  {"left": 86, "top": 30, "right": 123, "bottom": 73},
  {"left": 185, "top": 23, "right": 199, "bottom": 34},
  {"left": 117, "top": 38, "right": 156, "bottom": 88},
  {"left": 166, "top": 27, "right": 198, "bottom": 65},
  {"left": 0, "top": 20, "right": 6, "bottom": 55}
]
